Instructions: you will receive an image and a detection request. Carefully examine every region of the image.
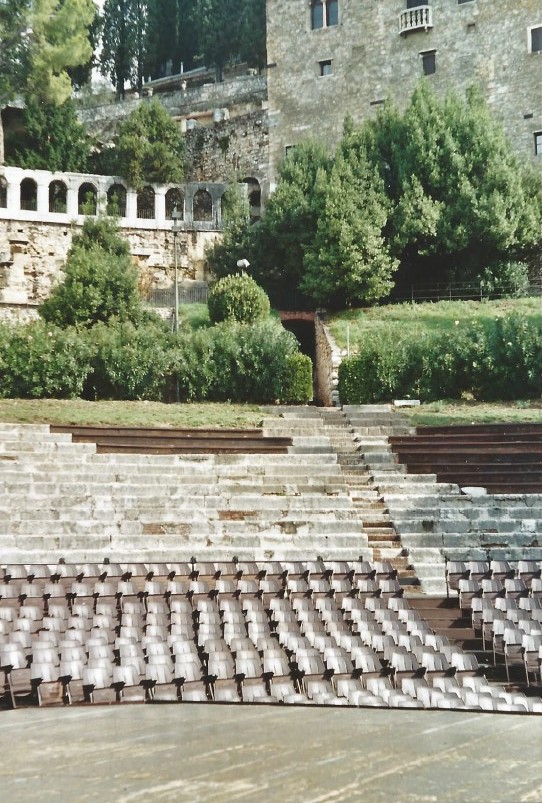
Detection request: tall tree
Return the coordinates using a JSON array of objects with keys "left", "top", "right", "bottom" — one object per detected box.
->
[
  {"left": 109, "top": 98, "right": 184, "bottom": 188},
  {"left": 195, "top": 0, "right": 241, "bottom": 81},
  {"left": 239, "top": 0, "right": 266, "bottom": 72},
  {"left": 100, "top": 0, "right": 147, "bottom": 98},
  {"left": 366, "top": 82, "right": 542, "bottom": 286},
  {"left": 0, "top": 0, "right": 94, "bottom": 161},
  {"left": 5, "top": 96, "right": 90, "bottom": 171},
  {"left": 302, "top": 137, "right": 398, "bottom": 307}
]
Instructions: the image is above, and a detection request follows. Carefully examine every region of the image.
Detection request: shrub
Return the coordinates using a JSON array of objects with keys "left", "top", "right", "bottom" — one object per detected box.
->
[
  {"left": 207, "top": 273, "right": 270, "bottom": 325},
  {"left": 338, "top": 313, "right": 542, "bottom": 403},
  {"left": 172, "top": 319, "right": 299, "bottom": 403},
  {"left": 0, "top": 321, "right": 92, "bottom": 399},
  {"left": 40, "top": 218, "right": 145, "bottom": 329},
  {"left": 480, "top": 261, "right": 531, "bottom": 298},
  {"left": 281, "top": 353, "right": 313, "bottom": 404},
  {"left": 83, "top": 319, "right": 176, "bottom": 401}
]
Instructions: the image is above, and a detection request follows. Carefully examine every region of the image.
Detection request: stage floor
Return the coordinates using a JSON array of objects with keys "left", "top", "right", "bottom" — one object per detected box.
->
[{"left": 0, "top": 704, "right": 541, "bottom": 802}]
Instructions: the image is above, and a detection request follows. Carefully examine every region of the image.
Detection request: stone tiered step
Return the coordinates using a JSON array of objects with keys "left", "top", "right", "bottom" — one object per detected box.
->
[
  {"left": 0, "top": 423, "right": 370, "bottom": 564},
  {"left": 390, "top": 425, "right": 542, "bottom": 493},
  {"left": 408, "top": 595, "right": 478, "bottom": 649},
  {"left": 263, "top": 406, "right": 420, "bottom": 589}
]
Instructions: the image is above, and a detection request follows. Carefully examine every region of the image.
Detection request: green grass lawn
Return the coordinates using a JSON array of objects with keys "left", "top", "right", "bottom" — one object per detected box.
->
[
  {"left": 0, "top": 398, "right": 539, "bottom": 428},
  {"left": 0, "top": 399, "right": 264, "bottom": 429},
  {"left": 327, "top": 297, "right": 542, "bottom": 351},
  {"left": 401, "top": 400, "right": 542, "bottom": 427}
]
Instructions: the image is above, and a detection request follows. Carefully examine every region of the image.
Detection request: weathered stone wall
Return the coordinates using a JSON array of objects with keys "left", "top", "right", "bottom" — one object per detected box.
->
[
  {"left": 266, "top": 0, "right": 542, "bottom": 186},
  {"left": 0, "top": 218, "right": 220, "bottom": 308},
  {"left": 314, "top": 314, "right": 343, "bottom": 406},
  {"left": 79, "top": 74, "right": 270, "bottom": 197},
  {"left": 183, "top": 111, "right": 269, "bottom": 198}
]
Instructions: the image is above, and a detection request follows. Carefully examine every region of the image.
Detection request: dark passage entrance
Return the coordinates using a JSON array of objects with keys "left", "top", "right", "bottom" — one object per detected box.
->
[{"left": 280, "top": 312, "right": 317, "bottom": 403}]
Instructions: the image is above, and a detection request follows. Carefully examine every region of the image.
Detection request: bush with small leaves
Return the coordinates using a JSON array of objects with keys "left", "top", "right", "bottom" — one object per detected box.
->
[
  {"left": 83, "top": 318, "right": 176, "bottom": 401},
  {"left": 0, "top": 321, "right": 93, "bottom": 399},
  {"left": 207, "top": 273, "right": 270, "bottom": 325},
  {"left": 281, "top": 353, "right": 313, "bottom": 404}
]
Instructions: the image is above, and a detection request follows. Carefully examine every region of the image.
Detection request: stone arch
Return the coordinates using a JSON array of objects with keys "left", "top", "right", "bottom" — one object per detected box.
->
[
  {"left": 107, "top": 183, "right": 127, "bottom": 216},
  {"left": 242, "top": 177, "right": 262, "bottom": 222},
  {"left": 165, "top": 187, "right": 185, "bottom": 220},
  {"left": 193, "top": 188, "right": 212, "bottom": 222},
  {"left": 20, "top": 177, "right": 37, "bottom": 211},
  {"left": 0, "top": 175, "right": 7, "bottom": 208},
  {"left": 78, "top": 182, "right": 97, "bottom": 215},
  {"left": 49, "top": 180, "right": 67, "bottom": 214},
  {"left": 137, "top": 185, "right": 155, "bottom": 219}
]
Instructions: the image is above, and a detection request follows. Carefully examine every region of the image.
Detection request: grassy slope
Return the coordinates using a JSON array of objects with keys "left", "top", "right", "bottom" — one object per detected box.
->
[{"left": 327, "top": 298, "right": 542, "bottom": 350}]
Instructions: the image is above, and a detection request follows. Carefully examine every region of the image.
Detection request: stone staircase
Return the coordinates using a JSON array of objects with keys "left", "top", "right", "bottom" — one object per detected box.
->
[
  {"left": 262, "top": 406, "right": 420, "bottom": 590},
  {"left": 0, "top": 423, "right": 371, "bottom": 565}
]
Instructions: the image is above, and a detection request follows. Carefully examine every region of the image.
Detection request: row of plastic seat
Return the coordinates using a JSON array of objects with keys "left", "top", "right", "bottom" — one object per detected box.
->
[
  {"left": 1, "top": 560, "right": 398, "bottom": 584},
  {"left": 447, "top": 560, "right": 542, "bottom": 593},
  {"left": 0, "top": 575, "right": 404, "bottom": 607},
  {"left": 1, "top": 587, "right": 519, "bottom": 713}
]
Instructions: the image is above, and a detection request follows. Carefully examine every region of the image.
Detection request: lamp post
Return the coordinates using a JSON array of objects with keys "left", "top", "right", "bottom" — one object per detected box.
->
[
  {"left": 171, "top": 205, "right": 182, "bottom": 334},
  {"left": 171, "top": 205, "right": 182, "bottom": 403}
]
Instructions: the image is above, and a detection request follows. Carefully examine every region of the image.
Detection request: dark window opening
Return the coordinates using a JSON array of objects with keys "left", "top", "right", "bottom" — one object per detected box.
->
[
  {"left": 78, "top": 182, "right": 97, "bottom": 215},
  {"left": 165, "top": 188, "right": 185, "bottom": 220},
  {"left": 107, "top": 183, "right": 127, "bottom": 217},
  {"left": 20, "top": 177, "right": 37, "bottom": 211},
  {"left": 319, "top": 59, "right": 333, "bottom": 76},
  {"left": 49, "top": 180, "right": 67, "bottom": 214},
  {"left": 137, "top": 186, "right": 155, "bottom": 219},
  {"left": 193, "top": 189, "right": 213, "bottom": 222},
  {"left": 531, "top": 26, "right": 542, "bottom": 53},
  {"left": 421, "top": 51, "right": 436, "bottom": 75},
  {"left": 535, "top": 132, "right": 542, "bottom": 156}
]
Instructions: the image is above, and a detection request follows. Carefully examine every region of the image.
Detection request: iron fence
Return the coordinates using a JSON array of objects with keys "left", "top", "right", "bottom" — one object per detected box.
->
[{"left": 145, "top": 283, "right": 209, "bottom": 307}]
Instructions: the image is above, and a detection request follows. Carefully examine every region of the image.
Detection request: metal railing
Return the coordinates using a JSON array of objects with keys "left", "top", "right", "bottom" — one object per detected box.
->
[
  {"left": 146, "top": 283, "right": 209, "bottom": 307},
  {"left": 390, "top": 281, "right": 542, "bottom": 304}
]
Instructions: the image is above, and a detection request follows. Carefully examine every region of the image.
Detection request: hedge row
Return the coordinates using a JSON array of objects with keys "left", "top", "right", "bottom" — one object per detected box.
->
[
  {"left": 0, "top": 318, "right": 312, "bottom": 404},
  {"left": 338, "top": 313, "right": 542, "bottom": 403}
]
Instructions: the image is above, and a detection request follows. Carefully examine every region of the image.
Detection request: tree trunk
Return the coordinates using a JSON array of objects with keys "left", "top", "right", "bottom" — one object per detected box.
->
[{"left": 0, "top": 109, "right": 5, "bottom": 164}]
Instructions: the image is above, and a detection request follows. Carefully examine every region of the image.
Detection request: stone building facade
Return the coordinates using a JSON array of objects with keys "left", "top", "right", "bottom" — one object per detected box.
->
[{"left": 266, "top": 0, "right": 542, "bottom": 187}]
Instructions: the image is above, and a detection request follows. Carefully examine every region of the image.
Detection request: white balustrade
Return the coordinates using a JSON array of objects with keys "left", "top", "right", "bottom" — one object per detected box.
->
[{"left": 398, "top": 5, "right": 433, "bottom": 35}]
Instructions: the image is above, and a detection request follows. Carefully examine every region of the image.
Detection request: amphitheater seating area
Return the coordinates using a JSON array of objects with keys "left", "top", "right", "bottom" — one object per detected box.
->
[
  {"left": 1, "top": 559, "right": 540, "bottom": 714},
  {"left": 446, "top": 559, "right": 542, "bottom": 685},
  {"left": 389, "top": 424, "right": 542, "bottom": 493}
]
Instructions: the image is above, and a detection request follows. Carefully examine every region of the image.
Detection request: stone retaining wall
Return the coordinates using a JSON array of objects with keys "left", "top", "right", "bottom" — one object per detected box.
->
[{"left": 314, "top": 313, "right": 343, "bottom": 407}]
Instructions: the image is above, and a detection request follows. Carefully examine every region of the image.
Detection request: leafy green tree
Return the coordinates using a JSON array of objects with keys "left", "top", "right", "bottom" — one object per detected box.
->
[
  {"left": 40, "top": 218, "right": 145, "bottom": 329},
  {"left": 366, "top": 83, "right": 542, "bottom": 287},
  {"left": 195, "top": 0, "right": 241, "bottom": 81},
  {"left": 205, "top": 182, "right": 252, "bottom": 278},
  {"left": 238, "top": 0, "right": 266, "bottom": 72},
  {"left": 28, "top": 0, "right": 95, "bottom": 103},
  {"left": 110, "top": 98, "right": 184, "bottom": 188},
  {"left": 249, "top": 141, "right": 333, "bottom": 303},
  {"left": 0, "top": 0, "right": 95, "bottom": 161},
  {"left": 5, "top": 96, "right": 90, "bottom": 171},
  {"left": 100, "top": 0, "right": 147, "bottom": 98},
  {"left": 302, "top": 139, "right": 398, "bottom": 307},
  {"left": 144, "top": 0, "right": 198, "bottom": 78}
]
